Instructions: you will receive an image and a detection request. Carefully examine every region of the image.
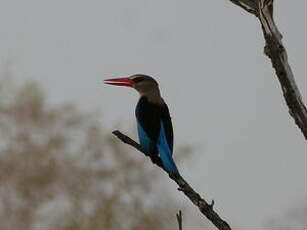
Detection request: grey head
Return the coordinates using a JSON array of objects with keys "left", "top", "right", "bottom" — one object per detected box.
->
[{"left": 129, "top": 74, "right": 162, "bottom": 103}]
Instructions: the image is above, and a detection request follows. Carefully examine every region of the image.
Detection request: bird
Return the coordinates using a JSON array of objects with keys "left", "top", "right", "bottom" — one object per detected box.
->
[{"left": 104, "top": 74, "right": 179, "bottom": 175}]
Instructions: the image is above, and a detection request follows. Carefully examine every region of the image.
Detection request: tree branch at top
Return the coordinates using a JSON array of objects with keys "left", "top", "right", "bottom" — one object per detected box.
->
[{"left": 228, "top": 0, "right": 307, "bottom": 139}]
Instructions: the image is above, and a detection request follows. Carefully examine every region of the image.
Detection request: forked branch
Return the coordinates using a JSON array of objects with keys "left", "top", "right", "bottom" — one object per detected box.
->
[{"left": 228, "top": 0, "right": 307, "bottom": 138}]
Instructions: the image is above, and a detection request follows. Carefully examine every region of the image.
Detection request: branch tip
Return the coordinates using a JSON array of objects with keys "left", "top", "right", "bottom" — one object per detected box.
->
[
  {"left": 210, "top": 200, "right": 215, "bottom": 209},
  {"left": 176, "top": 210, "right": 183, "bottom": 230}
]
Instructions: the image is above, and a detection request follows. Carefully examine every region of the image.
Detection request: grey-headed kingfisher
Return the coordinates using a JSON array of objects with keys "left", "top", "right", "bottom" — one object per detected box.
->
[{"left": 104, "top": 74, "right": 179, "bottom": 174}]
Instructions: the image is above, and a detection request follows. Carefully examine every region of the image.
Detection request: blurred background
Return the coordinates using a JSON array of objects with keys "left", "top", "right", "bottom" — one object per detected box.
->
[{"left": 1, "top": 0, "right": 307, "bottom": 229}]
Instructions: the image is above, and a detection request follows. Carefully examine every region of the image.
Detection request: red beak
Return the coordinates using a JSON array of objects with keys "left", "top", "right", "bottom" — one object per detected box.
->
[{"left": 104, "top": 77, "right": 134, "bottom": 87}]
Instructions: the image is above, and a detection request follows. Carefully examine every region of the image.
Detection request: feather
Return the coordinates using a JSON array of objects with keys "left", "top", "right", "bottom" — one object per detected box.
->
[
  {"left": 136, "top": 120, "right": 155, "bottom": 155},
  {"left": 157, "top": 121, "right": 179, "bottom": 173}
]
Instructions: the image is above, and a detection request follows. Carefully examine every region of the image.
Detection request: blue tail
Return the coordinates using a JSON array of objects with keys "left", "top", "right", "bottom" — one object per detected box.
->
[{"left": 157, "top": 121, "right": 179, "bottom": 174}]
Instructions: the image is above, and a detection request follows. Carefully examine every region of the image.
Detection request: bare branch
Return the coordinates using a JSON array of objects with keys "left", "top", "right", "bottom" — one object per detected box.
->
[
  {"left": 176, "top": 210, "right": 183, "bottom": 230},
  {"left": 258, "top": 0, "right": 307, "bottom": 138},
  {"left": 112, "top": 130, "right": 232, "bottom": 230},
  {"left": 228, "top": 0, "right": 307, "bottom": 139}
]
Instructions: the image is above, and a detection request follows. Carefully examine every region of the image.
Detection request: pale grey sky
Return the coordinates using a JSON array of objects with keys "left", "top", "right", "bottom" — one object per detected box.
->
[{"left": 1, "top": 0, "right": 307, "bottom": 229}]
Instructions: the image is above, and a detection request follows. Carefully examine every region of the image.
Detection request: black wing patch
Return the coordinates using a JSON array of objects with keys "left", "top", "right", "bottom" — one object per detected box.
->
[
  {"left": 135, "top": 97, "right": 161, "bottom": 142},
  {"left": 135, "top": 97, "right": 174, "bottom": 153}
]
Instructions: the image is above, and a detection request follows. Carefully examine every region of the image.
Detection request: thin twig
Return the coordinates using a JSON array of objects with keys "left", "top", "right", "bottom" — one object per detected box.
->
[
  {"left": 176, "top": 210, "right": 183, "bottom": 230},
  {"left": 112, "top": 130, "right": 231, "bottom": 230},
  {"left": 228, "top": 0, "right": 258, "bottom": 15}
]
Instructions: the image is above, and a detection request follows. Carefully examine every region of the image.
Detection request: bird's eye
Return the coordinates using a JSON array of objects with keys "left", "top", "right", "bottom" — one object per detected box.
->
[{"left": 133, "top": 77, "right": 145, "bottom": 83}]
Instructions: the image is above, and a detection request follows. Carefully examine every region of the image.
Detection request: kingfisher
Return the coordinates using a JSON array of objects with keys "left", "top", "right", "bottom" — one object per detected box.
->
[{"left": 104, "top": 74, "right": 179, "bottom": 175}]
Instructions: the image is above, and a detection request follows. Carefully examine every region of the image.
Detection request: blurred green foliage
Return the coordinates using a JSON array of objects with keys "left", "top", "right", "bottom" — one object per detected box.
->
[{"left": 0, "top": 72, "right": 178, "bottom": 230}]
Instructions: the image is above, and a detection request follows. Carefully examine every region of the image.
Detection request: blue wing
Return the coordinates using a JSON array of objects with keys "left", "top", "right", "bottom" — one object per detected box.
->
[
  {"left": 157, "top": 121, "right": 179, "bottom": 174},
  {"left": 137, "top": 120, "right": 155, "bottom": 156}
]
